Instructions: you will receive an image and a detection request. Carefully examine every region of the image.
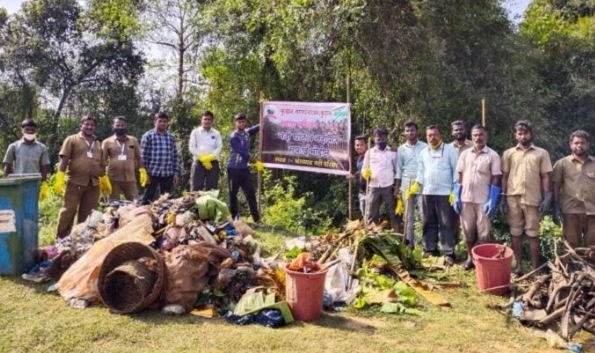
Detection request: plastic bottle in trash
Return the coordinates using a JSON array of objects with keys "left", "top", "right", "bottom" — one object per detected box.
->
[{"left": 533, "top": 329, "right": 583, "bottom": 352}]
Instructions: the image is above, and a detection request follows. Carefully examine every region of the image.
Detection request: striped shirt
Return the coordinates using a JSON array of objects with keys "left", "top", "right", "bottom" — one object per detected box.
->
[{"left": 140, "top": 129, "right": 180, "bottom": 177}]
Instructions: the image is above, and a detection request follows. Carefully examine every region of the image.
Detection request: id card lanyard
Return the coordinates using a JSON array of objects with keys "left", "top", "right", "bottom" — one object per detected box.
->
[
  {"left": 116, "top": 140, "right": 127, "bottom": 161},
  {"left": 85, "top": 139, "right": 95, "bottom": 158}
]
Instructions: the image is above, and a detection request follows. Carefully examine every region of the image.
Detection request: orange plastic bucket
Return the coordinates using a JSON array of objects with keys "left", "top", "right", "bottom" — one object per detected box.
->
[
  {"left": 285, "top": 264, "right": 329, "bottom": 321},
  {"left": 471, "top": 243, "right": 513, "bottom": 295}
]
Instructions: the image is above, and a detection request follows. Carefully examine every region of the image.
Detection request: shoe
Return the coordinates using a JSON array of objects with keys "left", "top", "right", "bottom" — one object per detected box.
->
[
  {"left": 462, "top": 258, "right": 475, "bottom": 271},
  {"left": 423, "top": 249, "right": 440, "bottom": 258},
  {"left": 444, "top": 254, "right": 456, "bottom": 266},
  {"left": 511, "top": 268, "right": 524, "bottom": 279}
]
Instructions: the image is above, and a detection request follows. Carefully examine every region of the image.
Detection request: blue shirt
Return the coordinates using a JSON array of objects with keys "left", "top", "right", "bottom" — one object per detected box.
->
[
  {"left": 140, "top": 129, "right": 180, "bottom": 177},
  {"left": 396, "top": 140, "right": 427, "bottom": 192},
  {"left": 417, "top": 142, "right": 458, "bottom": 195},
  {"left": 227, "top": 124, "right": 260, "bottom": 169}
]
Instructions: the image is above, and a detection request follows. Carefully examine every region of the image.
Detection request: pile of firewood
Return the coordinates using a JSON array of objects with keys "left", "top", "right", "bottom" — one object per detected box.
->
[{"left": 501, "top": 242, "right": 595, "bottom": 340}]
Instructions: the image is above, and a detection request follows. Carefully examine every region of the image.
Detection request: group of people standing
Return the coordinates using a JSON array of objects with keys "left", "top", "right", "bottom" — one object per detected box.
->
[
  {"left": 2, "top": 112, "right": 261, "bottom": 240},
  {"left": 353, "top": 120, "right": 595, "bottom": 275}
]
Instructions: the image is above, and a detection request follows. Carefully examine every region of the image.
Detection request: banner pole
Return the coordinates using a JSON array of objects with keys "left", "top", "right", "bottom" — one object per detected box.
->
[
  {"left": 257, "top": 96, "right": 264, "bottom": 216},
  {"left": 347, "top": 71, "right": 353, "bottom": 220}
]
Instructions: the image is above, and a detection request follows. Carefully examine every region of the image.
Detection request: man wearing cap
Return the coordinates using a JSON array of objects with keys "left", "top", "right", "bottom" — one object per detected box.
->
[
  {"left": 552, "top": 130, "right": 595, "bottom": 248},
  {"left": 501, "top": 120, "right": 553, "bottom": 275},
  {"left": 361, "top": 127, "right": 399, "bottom": 232},
  {"left": 452, "top": 124, "right": 502, "bottom": 270},
  {"left": 227, "top": 113, "right": 260, "bottom": 222},
  {"left": 449, "top": 120, "right": 473, "bottom": 155},
  {"left": 140, "top": 112, "right": 180, "bottom": 204},
  {"left": 102, "top": 116, "right": 146, "bottom": 201},
  {"left": 397, "top": 121, "right": 427, "bottom": 247},
  {"left": 416, "top": 125, "right": 459, "bottom": 264},
  {"left": 54, "top": 115, "right": 105, "bottom": 238},
  {"left": 3, "top": 119, "right": 50, "bottom": 181},
  {"left": 189, "top": 111, "right": 223, "bottom": 191}
]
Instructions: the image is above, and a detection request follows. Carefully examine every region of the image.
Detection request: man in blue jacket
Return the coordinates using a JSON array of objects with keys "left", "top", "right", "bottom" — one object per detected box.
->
[{"left": 227, "top": 113, "right": 260, "bottom": 222}]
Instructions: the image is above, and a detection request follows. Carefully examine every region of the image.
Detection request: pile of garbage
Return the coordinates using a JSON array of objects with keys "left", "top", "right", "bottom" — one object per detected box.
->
[
  {"left": 280, "top": 220, "right": 453, "bottom": 314},
  {"left": 24, "top": 191, "right": 292, "bottom": 326},
  {"left": 493, "top": 242, "right": 595, "bottom": 344}
]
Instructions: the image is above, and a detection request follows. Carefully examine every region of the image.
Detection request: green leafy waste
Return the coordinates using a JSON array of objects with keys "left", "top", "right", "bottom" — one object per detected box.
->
[{"left": 195, "top": 194, "right": 230, "bottom": 222}]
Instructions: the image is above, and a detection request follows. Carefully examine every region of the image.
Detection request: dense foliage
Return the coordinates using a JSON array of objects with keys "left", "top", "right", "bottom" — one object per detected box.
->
[{"left": 1, "top": 0, "right": 592, "bottom": 233}]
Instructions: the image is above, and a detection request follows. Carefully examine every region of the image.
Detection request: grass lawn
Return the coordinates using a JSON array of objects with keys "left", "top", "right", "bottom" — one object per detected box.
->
[{"left": 3, "top": 218, "right": 593, "bottom": 353}]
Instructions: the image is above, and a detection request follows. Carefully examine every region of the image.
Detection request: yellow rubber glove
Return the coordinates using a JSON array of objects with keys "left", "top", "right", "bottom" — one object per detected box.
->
[
  {"left": 362, "top": 168, "right": 372, "bottom": 180},
  {"left": 395, "top": 194, "right": 404, "bottom": 216},
  {"left": 254, "top": 160, "right": 265, "bottom": 172},
  {"left": 166, "top": 212, "right": 176, "bottom": 225},
  {"left": 39, "top": 181, "right": 50, "bottom": 201},
  {"left": 139, "top": 167, "right": 148, "bottom": 187},
  {"left": 100, "top": 175, "right": 112, "bottom": 196},
  {"left": 404, "top": 182, "right": 420, "bottom": 200},
  {"left": 448, "top": 190, "right": 455, "bottom": 206},
  {"left": 198, "top": 154, "right": 214, "bottom": 170},
  {"left": 53, "top": 171, "right": 66, "bottom": 196}
]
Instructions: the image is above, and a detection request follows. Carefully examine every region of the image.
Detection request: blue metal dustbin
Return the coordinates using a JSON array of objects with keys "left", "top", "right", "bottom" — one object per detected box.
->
[{"left": 0, "top": 174, "right": 41, "bottom": 275}]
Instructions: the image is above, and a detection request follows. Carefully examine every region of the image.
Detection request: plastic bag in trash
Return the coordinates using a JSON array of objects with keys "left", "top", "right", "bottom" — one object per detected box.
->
[{"left": 226, "top": 309, "right": 286, "bottom": 328}]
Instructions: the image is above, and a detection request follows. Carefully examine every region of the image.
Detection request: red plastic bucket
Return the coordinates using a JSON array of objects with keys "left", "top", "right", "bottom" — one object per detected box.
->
[
  {"left": 285, "top": 264, "right": 329, "bottom": 321},
  {"left": 471, "top": 243, "right": 513, "bottom": 295}
]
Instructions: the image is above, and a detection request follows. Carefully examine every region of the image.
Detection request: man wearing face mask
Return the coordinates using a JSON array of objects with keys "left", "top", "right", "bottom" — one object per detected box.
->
[
  {"left": 415, "top": 125, "right": 459, "bottom": 265},
  {"left": 361, "top": 127, "right": 400, "bottom": 232},
  {"left": 3, "top": 119, "right": 50, "bottom": 182},
  {"left": 449, "top": 120, "right": 473, "bottom": 155},
  {"left": 101, "top": 117, "right": 146, "bottom": 201},
  {"left": 501, "top": 120, "right": 553, "bottom": 276},
  {"left": 551, "top": 130, "right": 595, "bottom": 248}
]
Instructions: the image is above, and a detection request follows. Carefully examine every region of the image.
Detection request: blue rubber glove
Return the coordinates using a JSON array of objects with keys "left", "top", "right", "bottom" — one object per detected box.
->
[
  {"left": 452, "top": 183, "right": 463, "bottom": 214},
  {"left": 483, "top": 185, "right": 501, "bottom": 218}
]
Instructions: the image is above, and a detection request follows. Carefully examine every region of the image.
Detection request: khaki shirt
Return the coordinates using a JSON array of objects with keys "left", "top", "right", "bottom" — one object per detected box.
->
[
  {"left": 102, "top": 135, "right": 141, "bottom": 182},
  {"left": 457, "top": 146, "right": 502, "bottom": 203},
  {"left": 551, "top": 155, "right": 595, "bottom": 215},
  {"left": 450, "top": 139, "right": 473, "bottom": 155},
  {"left": 502, "top": 144, "right": 552, "bottom": 206},
  {"left": 59, "top": 132, "right": 104, "bottom": 187}
]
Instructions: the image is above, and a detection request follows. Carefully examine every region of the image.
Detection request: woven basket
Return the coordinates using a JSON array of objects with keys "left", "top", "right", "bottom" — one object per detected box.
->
[{"left": 98, "top": 242, "right": 165, "bottom": 314}]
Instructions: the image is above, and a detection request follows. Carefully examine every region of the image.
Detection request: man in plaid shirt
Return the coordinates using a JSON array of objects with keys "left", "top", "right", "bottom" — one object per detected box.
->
[{"left": 140, "top": 112, "right": 180, "bottom": 204}]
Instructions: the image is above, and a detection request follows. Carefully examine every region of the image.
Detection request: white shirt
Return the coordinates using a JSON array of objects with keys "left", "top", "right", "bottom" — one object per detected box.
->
[
  {"left": 189, "top": 126, "right": 223, "bottom": 160},
  {"left": 363, "top": 147, "right": 397, "bottom": 188}
]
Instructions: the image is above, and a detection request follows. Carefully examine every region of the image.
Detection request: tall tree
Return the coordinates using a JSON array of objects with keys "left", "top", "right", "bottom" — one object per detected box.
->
[{"left": 0, "top": 0, "right": 146, "bottom": 162}]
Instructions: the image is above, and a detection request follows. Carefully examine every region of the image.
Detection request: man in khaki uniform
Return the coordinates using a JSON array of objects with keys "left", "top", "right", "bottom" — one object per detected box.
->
[
  {"left": 449, "top": 120, "right": 473, "bottom": 155},
  {"left": 501, "top": 120, "right": 553, "bottom": 275},
  {"left": 449, "top": 120, "right": 472, "bottom": 244},
  {"left": 102, "top": 117, "right": 144, "bottom": 201},
  {"left": 55, "top": 115, "right": 105, "bottom": 238},
  {"left": 551, "top": 130, "right": 595, "bottom": 248},
  {"left": 452, "top": 125, "right": 502, "bottom": 270}
]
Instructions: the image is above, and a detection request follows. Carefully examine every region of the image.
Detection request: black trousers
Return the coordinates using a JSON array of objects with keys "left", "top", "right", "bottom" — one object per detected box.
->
[
  {"left": 422, "top": 194, "right": 456, "bottom": 256},
  {"left": 142, "top": 175, "right": 174, "bottom": 205},
  {"left": 190, "top": 161, "right": 220, "bottom": 191},
  {"left": 227, "top": 168, "right": 260, "bottom": 222}
]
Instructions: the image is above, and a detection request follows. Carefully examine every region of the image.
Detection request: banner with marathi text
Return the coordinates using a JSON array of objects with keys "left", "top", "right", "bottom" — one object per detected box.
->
[{"left": 260, "top": 101, "right": 351, "bottom": 175}]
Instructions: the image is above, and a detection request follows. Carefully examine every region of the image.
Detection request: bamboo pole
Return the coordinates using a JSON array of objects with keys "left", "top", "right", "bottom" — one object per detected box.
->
[{"left": 482, "top": 98, "right": 486, "bottom": 126}]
